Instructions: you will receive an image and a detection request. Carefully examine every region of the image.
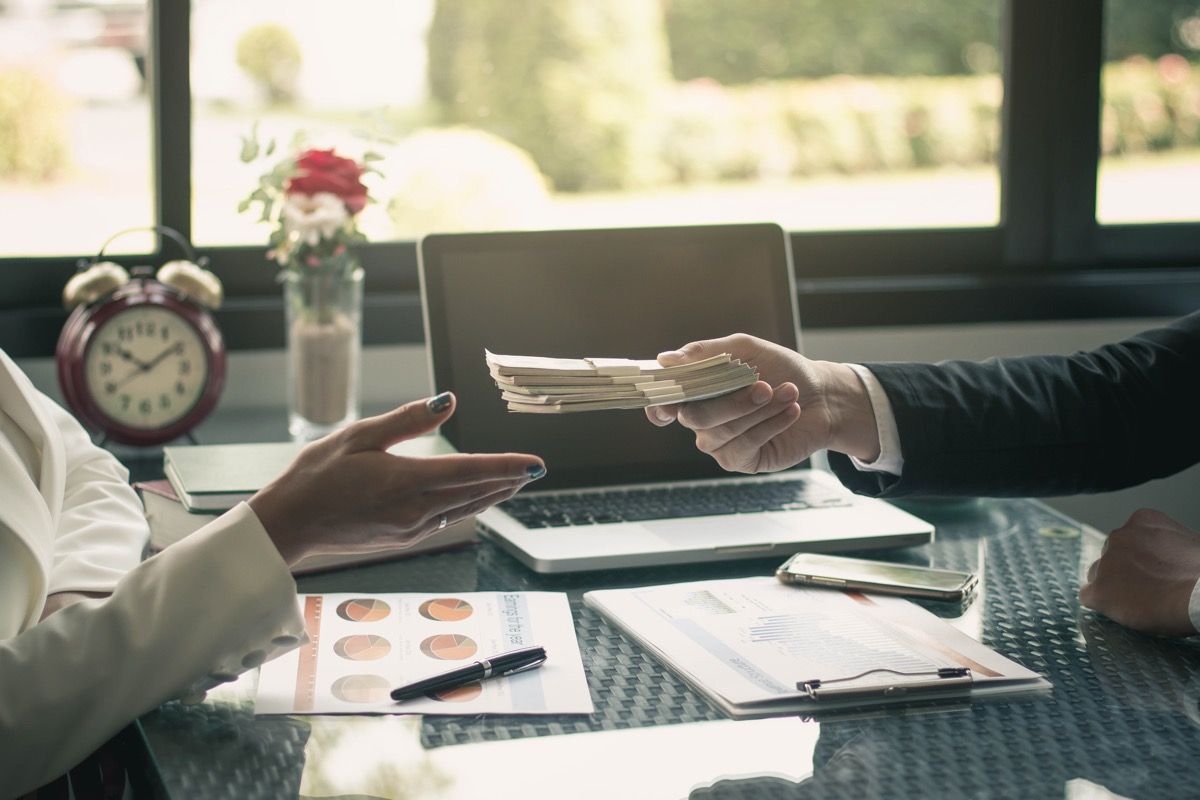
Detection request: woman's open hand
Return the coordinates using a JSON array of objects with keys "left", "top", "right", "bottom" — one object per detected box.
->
[{"left": 249, "top": 392, "right": 545, "bottom": 565}]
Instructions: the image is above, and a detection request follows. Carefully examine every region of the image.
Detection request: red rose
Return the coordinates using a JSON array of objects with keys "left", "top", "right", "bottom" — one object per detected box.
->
[{"left": 286, "top": 148, "right": 369, "bottom": 214}]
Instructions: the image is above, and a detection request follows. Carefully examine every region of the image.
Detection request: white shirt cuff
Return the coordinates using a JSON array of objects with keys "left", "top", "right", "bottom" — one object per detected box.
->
[
  {"left": 845, "top": 364, "right": 904, "bottom": 477},
  {"left": 1189, "top": 578, "right": 1200, "bottom": 634}
]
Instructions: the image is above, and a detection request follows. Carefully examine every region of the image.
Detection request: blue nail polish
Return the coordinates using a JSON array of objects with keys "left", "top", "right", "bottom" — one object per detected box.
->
[
  {"left": 526, "top": 464, "right": 546, "bottom": 479},
  {"left": 427, "top": 392, "right": 453, "bottom": 414}
]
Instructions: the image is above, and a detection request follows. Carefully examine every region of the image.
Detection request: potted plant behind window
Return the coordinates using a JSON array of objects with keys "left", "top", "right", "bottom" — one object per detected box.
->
[{"left": 240, "top": 132, "right": 382, "bottom": 441}]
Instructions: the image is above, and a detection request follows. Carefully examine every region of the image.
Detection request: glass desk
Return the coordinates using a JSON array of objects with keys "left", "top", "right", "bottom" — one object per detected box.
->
[{"left": 136, "top": 498, "right": 1200, "bottom": 799}]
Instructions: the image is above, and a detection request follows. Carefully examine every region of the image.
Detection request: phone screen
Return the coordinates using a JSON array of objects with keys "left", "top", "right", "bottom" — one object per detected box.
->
[{"left": 780, "top": 553, "right": 972, "bottom": 592}]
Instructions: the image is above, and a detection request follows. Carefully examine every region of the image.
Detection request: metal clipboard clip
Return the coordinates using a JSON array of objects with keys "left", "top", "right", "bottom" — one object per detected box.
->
[{"left": 796, "top": 666, "right": 972, "bottom": 702}]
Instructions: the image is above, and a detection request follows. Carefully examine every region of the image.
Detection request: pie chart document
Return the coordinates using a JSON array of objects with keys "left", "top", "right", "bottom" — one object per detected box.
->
[{"left": 255, "top": 592, "right": 594, "bottom": 716}]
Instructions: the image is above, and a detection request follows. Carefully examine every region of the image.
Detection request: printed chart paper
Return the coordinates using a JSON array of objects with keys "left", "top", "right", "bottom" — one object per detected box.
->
[
  {"left": 585, "top": 577, "right": 1047, "bottom": 717},
  {"left": 256, "top": 592, "right": 594, "bottom": 715}
]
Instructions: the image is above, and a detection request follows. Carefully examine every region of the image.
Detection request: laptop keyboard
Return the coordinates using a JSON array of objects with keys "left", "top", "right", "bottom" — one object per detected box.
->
[{"left": 499, "top": 478, "right": 852, "bottom": 528}]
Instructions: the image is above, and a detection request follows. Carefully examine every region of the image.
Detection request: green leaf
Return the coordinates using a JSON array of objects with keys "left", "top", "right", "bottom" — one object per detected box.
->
[
  {"left": 237, "top": 198, "right": 252, "bottom": 214},
  {"left": 239, "top": 137, "right": 260, "bottom": 163},
  {"left": 265, "top": 138, "right": 277, "bottom": 156},
  {"left": 362, "top": 151, "right": 385, "bottom": 162}
]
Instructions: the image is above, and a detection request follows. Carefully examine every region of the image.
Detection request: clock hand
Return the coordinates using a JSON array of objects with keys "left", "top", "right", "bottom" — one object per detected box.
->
[
  {"left": 114, "top": 346, "right": 151, "bottom": 371},
  {"left": 112, "top": 363, "right": 147, "bottom": 392},
  {"left": 140, "top": 341, "right": 185, "bottom": 372},
  {"left": 110, "top": 343, "right": 183, "bottom": 392}
]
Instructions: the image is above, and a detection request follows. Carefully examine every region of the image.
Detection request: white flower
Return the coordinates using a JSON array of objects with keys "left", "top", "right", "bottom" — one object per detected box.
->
[{"left": 281, "top": 192, "right": 348, "bottom": 247}]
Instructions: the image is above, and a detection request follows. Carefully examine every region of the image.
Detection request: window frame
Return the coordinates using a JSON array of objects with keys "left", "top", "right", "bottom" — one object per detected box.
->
[{"left": 2, "top": 0, "right": 1198, "bottom": 359}]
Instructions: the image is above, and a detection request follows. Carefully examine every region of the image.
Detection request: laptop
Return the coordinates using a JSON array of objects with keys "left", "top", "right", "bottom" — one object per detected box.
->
[{"left": 418, "top": 223, "right": 933, "bottom": 573}]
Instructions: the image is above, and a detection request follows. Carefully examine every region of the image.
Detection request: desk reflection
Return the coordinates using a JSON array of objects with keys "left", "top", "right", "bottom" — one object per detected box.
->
[{"left": 296, "top": 716, "right": 816, "bottom": 799}]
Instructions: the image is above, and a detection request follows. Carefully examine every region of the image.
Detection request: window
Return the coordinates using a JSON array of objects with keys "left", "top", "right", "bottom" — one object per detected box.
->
[
  {"left": 191, "top": 0, "right": 1001, "bottom": 247},
  {"left": 1, "top": 0, "right": 1198, "bottom": 358},
  {"left": 1097, "top": 0, "right": 1200, "bottom": 224},
  {"left": 0, "top": 0, "right": 154, "bottom": 257}
]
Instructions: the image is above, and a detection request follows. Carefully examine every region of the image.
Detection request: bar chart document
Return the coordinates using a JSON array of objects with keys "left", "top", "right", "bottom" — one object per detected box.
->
[
  {"left": 256, "top": 592, "right": 594, "bottom": 715},
  {"left": 585, "top": 577, "right": 1048, "bottom": 718}
]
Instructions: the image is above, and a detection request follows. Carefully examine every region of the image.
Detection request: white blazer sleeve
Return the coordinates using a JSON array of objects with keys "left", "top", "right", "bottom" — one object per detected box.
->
[
  {"left": 0, "top": 503, "right": 306, "bottom": 796},
  {"left": 40, "top": 395, "right": 149, "bottom": 595}
]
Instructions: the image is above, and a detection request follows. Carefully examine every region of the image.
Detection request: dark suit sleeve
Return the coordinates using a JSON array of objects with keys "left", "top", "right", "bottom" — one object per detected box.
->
[{"left": 828, "top": 311, "right": 1200, "bottom": 498}]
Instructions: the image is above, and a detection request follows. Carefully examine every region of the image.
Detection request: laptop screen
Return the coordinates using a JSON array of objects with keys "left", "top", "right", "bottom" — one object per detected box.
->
[{"left": 419, "top": 223, "right": 800, "bottom": 491}]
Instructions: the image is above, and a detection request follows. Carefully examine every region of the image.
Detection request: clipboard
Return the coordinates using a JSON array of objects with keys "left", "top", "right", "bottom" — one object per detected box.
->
[
  {"left": 796, "top": 667, "right": 972, "bottom": 702},
  {"left": 583, "top": 577, "right": 1050, "bottom": 719}
]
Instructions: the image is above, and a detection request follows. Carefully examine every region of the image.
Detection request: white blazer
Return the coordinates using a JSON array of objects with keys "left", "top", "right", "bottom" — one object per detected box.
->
[{"left": 0, "top": 350, "right": 305, "bottom": 796}]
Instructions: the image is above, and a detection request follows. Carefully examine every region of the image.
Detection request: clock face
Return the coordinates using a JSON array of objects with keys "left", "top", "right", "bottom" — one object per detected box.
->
[{"left": 83, "top": 306, "right": 210, "bottom": 430}]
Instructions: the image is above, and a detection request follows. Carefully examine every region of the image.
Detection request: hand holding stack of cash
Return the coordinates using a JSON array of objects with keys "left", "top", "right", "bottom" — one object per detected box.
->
[{"left": 486, "top": 350, "right": 758, "bottom": 413}]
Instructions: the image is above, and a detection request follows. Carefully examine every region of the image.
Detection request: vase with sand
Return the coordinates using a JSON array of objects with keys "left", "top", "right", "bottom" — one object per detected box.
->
[{"left": 283, "top": 264, "right": 362, "bottom": 441}]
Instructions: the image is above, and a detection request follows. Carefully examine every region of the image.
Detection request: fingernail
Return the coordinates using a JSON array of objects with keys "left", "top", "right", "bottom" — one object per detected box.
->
[
  {"left": 658, "top": 350, "right": 684, "bottom": 361},
  {"left": 751, "top": 384, "right": 771, "bottom": 405},
  {"left": 427, "top": 392, "right": 452, "bottom": 414},
  {"left": 526, "top": 464, "right": 546, "bottom": 480}
]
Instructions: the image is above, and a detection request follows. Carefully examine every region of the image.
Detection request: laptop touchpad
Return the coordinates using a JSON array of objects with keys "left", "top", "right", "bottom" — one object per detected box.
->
[{"left": 647, "top": 516, "right": 788, "bottom": 547}]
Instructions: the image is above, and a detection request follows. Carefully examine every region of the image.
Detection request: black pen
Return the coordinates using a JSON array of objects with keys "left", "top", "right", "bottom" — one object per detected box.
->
[{"left": 390, "top": 645, "right": 548, "bottom": 701}]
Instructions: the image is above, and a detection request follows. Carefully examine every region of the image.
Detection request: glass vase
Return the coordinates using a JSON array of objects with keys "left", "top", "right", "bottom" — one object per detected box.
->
[{"left": 283, "top": 265, "right": 363, "bottom": 441}]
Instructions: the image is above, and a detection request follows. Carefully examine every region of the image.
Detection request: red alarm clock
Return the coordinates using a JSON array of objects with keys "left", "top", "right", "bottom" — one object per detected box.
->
[{"left": 56, "top": 227, "right": 226, "bottom": 446}]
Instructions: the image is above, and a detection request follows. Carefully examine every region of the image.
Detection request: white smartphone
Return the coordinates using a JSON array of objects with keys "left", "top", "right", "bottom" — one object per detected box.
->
[{"left": 776, "top": 552, "right": 978, "bottom": 601}]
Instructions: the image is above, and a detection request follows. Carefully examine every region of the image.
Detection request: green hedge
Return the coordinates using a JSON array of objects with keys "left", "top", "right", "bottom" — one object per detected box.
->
[
  {"left": 426, "top": 1, "right": 1200, "bottom": 192},
  {"left": 660, "top": 59, "right": 1200, "bottom": 184},
  {"left": 1103, "top": 56, "right": 1200, "bottom": 154},
  {"left": 664, "top": 0, "right": 1000, "bottom": 83},
  {"left": 0, "top": 68, "right": 69, "bottom": 181},
  {"left": 663, "top": 0, "right": 1196, "bottom": 83},
  {"left": 427, "top": 0, "right": 670, "bottom": 191},
  {"left": 661, "top": 74, "right": 1002, "bottom": 183}
]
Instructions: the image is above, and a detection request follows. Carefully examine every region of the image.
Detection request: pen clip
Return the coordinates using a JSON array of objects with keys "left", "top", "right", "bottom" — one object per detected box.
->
[{"left": 502, "top": 653, "right": 548, "bottom": 676}]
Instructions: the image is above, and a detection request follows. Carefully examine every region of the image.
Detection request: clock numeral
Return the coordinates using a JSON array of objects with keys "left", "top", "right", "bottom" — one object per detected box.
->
[
  {"left": 145, "top": 321, "right": 156, "bottom": 337},
  {"left": 99, "top": 361, "right": 112, "bottom": 376},
  {"left": 179, "top": 360, "right": 191, "bottom": 375},
  {"left": 101, "top": 342, "right": 113, "bottom": 355},
  {"left": 139, "top": 399, "right": 152, "bottom": 415},
  {"left": 104, "top": 381, "right": 117, "bottom": 395},
  {"left": 135, "top": 321, "right": 144, "bottom": 337},
  {"left": 117, "top": 326, "right": 133, "bottom": 341},
  {"left": 159, "top": 394, "right": 171, "bottom": 410},
  {"left": 161, "top": 326, "right": 170, "bottom": 341},
  {"left": 120, "top": 394, "right": 131, "bottom": 411},
  {"left": 175, "top": 381, "right": 187, "bottom": 395}
]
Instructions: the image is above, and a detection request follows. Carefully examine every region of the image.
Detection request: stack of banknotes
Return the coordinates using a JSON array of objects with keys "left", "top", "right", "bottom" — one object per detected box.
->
[{"left": 485, "top": 350, "right": 758, "bottom": 413}]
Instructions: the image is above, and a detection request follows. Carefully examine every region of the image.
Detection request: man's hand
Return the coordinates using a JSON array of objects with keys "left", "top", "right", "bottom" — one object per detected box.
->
[
  {"left": 1080, "top": 509, "right": 1200, "bottom": 636},
  {"left": 644, "top": 334, "right": 881, "bottom": 473},
  {"left": 249, "top": 392, "right": 545, "bottom": 566}
]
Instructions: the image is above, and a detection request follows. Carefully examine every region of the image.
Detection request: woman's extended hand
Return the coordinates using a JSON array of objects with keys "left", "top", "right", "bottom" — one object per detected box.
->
[{"left": 249, "top": 392, "right": 545, "bottom": 566}]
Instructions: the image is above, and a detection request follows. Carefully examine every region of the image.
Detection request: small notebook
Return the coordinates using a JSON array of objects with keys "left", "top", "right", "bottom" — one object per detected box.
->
[
  {"left": 584, "top": 576, "right": 1048, "bottom": 718},
  {"left": 485, "top": 351, "right": 757, "bottom": 414}
]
